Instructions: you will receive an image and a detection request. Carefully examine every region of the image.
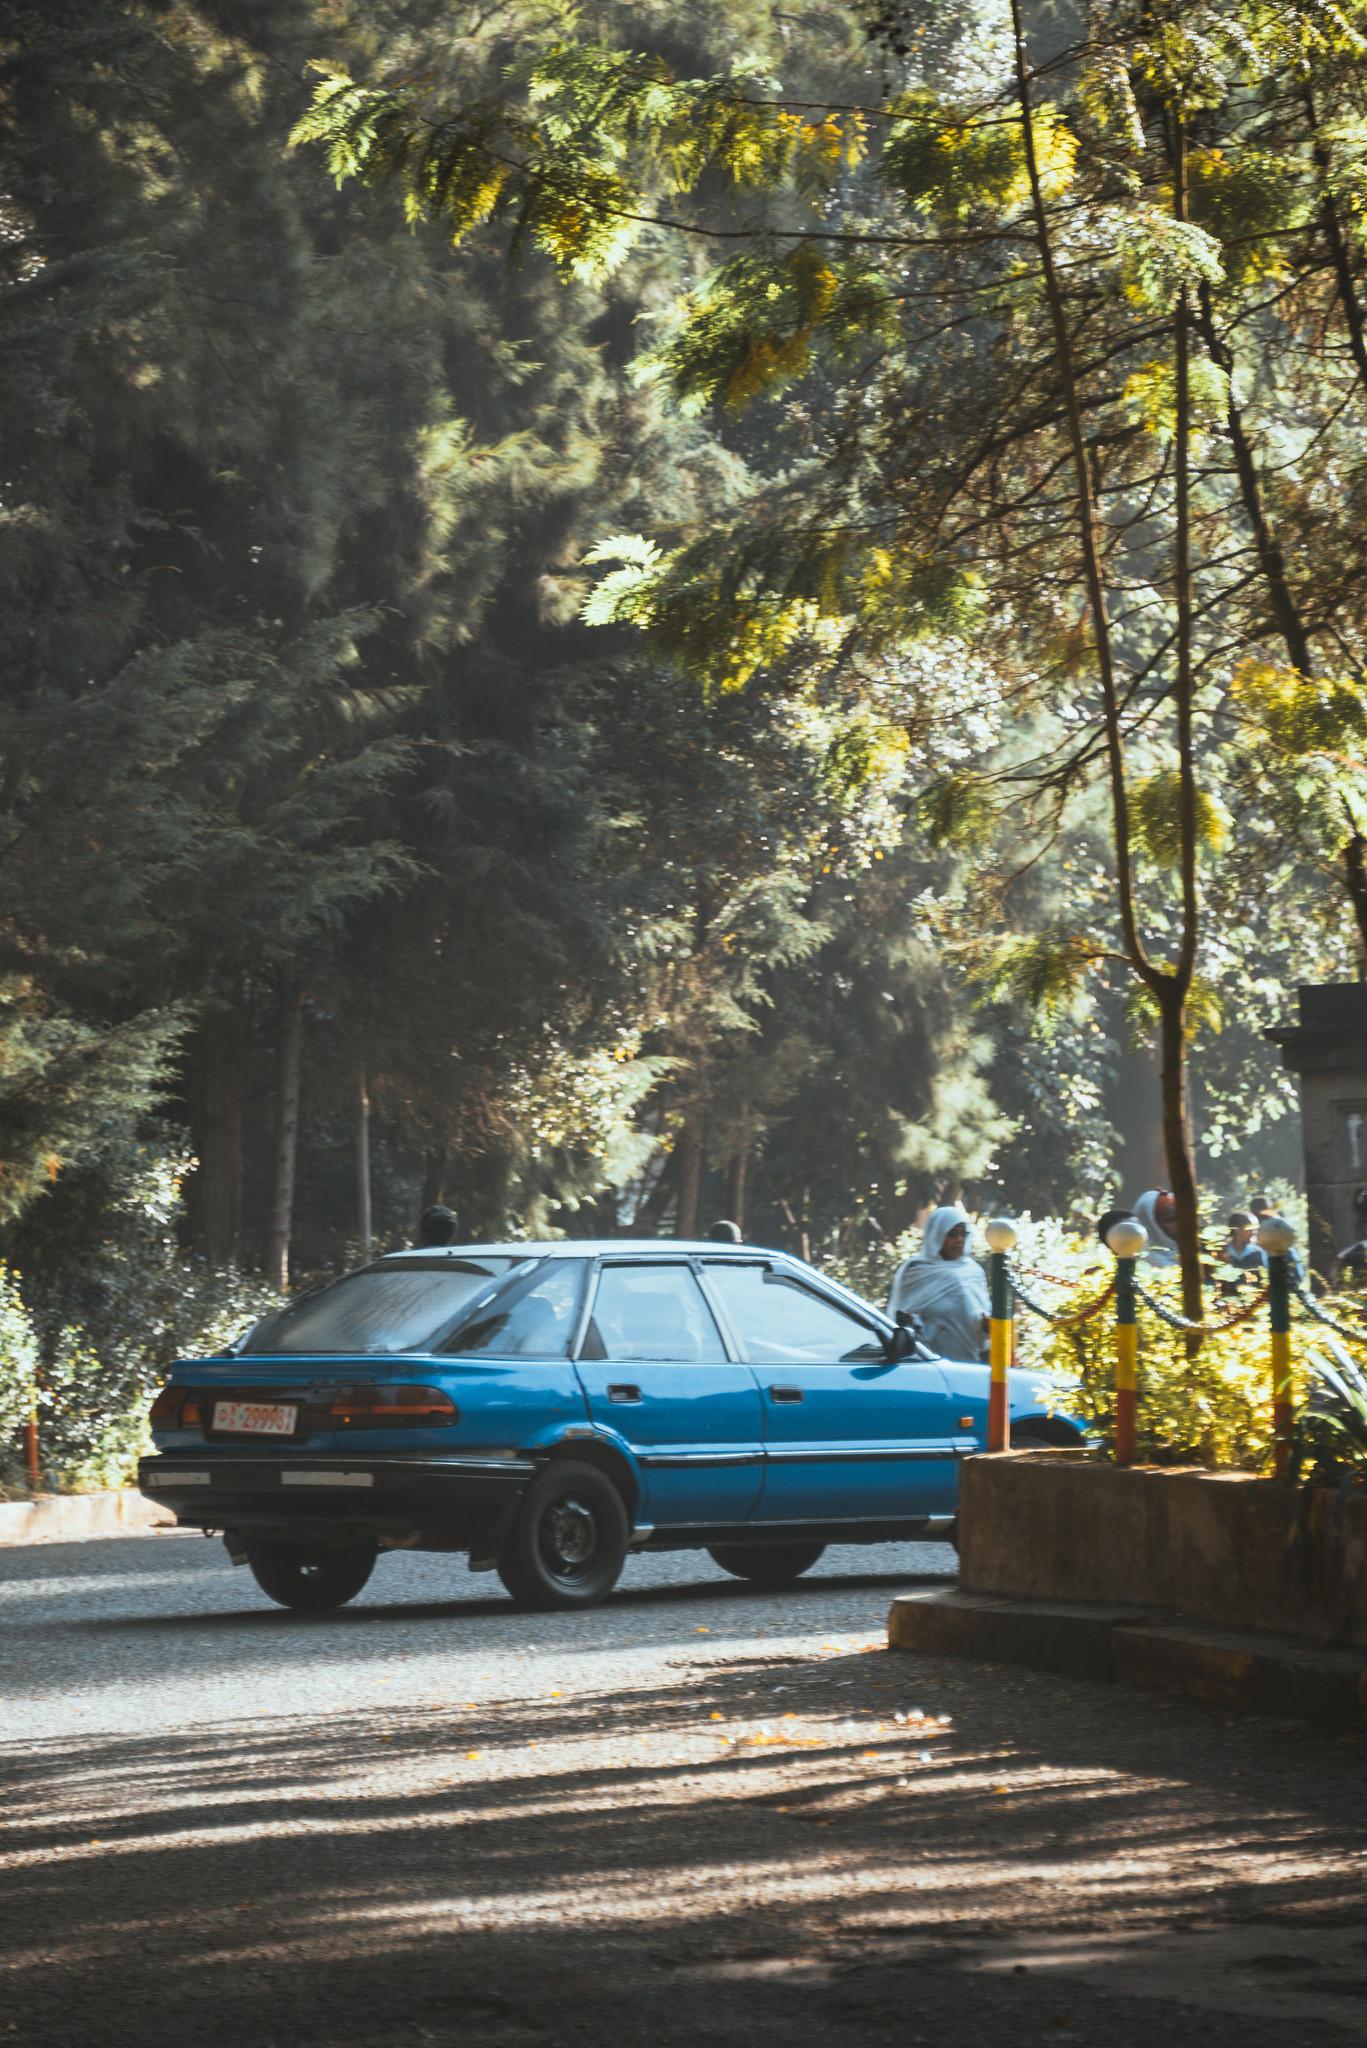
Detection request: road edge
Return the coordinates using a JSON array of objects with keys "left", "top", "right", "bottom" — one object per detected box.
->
[
  {"left": 889, "top": 1588, "right": 1367, "bottom": 1729},
  {"left": 0, "top": 1488, "right": 173, "bottom": 1548}
]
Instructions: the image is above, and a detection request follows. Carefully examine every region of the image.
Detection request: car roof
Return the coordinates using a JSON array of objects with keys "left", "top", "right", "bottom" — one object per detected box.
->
[{"left": 376, "top": 1240, "right": 790, "bottom": 1262}]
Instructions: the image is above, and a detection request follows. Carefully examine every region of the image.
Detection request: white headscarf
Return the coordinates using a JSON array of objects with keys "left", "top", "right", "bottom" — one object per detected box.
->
[
  {"left": 887, "top": 1206, "right": 990, "bottom": 1362},
  {"left": 1133, "top": 1189, "right": 1180, "bottom": 1267}
]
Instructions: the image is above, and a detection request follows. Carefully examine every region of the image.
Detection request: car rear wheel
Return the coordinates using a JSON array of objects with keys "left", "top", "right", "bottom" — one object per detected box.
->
[
  {"left": 707, "top": 1542, "right": 826, "bottom": 1585},
  {"left": 496, "top": 1460, "right": 629, "bottom": 1611},
  {"left": 245, "top": 1539, "right": 378, "bottom": 1612}
]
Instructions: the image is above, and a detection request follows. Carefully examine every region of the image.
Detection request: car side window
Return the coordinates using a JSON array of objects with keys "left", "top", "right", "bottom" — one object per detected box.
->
[
  {"left": 452, "top": 1260, "right": 588, "bottom": 1356},
  {"left": 583, "top": 1264, "right": 728, "bottom": 1364},
  {"left": 703, "top": 1263, "right": 882, "bottom": 1365}
]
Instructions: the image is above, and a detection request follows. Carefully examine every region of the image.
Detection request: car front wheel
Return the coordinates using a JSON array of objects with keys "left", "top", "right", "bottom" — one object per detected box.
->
[
  {"left": 707, "top": 1542, "right": 826, "bottom": 1586},
  {"left": 497, "top": 1460, "right": 629, "bottom": 1611},
  {"left": 245, "top": 1539, "right": 378, "bottom": 1612}
]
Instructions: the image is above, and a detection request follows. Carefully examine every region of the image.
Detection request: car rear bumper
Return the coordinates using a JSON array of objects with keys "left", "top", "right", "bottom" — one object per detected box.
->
[{"left": 137, "top": 1450, "right": 536, "bottom": 1548}]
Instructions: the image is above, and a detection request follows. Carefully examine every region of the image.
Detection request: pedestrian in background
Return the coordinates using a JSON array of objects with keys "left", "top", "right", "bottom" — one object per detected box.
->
[
  {"left": 1220, "top": 1210, "right": 1265, "bottom": 1271},
  {"left": 416, "top": 1204, "right": 459, "bottom": 1248},
  {"left": 706, "top": 1219, "right": 743, "bottom": 1243},
  {"left": 887, "top": 1206, "right": 990, "bottom": 1362},
  {"left": 1133, "top": 1189, "right": 1180, "bottom": 1268}
]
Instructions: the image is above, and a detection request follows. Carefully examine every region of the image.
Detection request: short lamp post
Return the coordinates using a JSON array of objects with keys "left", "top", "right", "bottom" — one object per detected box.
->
[
  {"left": 1106, "top": 1217, "right": 1149, "bottom": 1466},
  {"left": 983, "top": 1217, "right": 1018, "bottom": 1452},
  {"left": 1257, "top": 1214, "right": 1297, "bottom": 1480}
]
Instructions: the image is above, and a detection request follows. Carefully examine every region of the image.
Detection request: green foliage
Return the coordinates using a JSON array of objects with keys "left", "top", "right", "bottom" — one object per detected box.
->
[
  {"left": 291, "top": 42, "right": 864, "bottom": 281},
  {"left": 643, "top": 247, "right": 894, "bottom": 414},
  {"left": 972, "top": 932, "right": 1100, "bottom": 1017},
  {"left": 882, "top": 92, "right": 1075, "bottom": 220},
  {"left": 1292, "top": 1340, "right": 1367, "bottom": 1490},
  {"left": 1033, "top": 1246, "right": 1317, "bottom": 1469},
  {"left": 1131, "top": 775, "right": 1230, "bottom": 869},
  {"left": 0, "top": 1266, "right": 39, "bottom": 1467},
  {"left": 2, "top": 1134, "right": 281, "bottom": 1492}
]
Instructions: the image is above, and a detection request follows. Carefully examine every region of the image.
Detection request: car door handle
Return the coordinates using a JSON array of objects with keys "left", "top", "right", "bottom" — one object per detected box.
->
[
  {"left": 770, "top": 1385, "right": 804, "bottom": 1404},
  {"left": 607, "top": 1383, "right": 642, "bottom": 1404}
]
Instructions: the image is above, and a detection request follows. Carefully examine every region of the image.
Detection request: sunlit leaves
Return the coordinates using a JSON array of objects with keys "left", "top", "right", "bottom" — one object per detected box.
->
[
  {"left": 915, "top": 770, "right": 997, "bottom": 851},
  {"left": 1232, "top": 656, "right": 1367, "bottom": 755},
  {"left": 1078, "top": 47, "right": 1145, "bottom": 153},
  {"left": 579, "top": 533, "right": 670, "bottom": 627},
  {"left": 1132, "top": 774, "right": 1230, "bottom": 867},
  {"left": 971, "top": 931, "right": 1100, "bottom": 1016},
  {"left": 291, "top": 46, "right": 865, "bottom": 282},
  {"left": 1122, "top": 354, "right": 1230, "bottom": 436},
  {"left": 1109, "top": 208, "right": 1225, "bottom": 307},
  {"left": 1188, "top": 144, "right": 1304, "bottom": 282},
  {"left": 883, "top": 92, "right": 1076, "bottom": 222},
  {"left": 646, "top": 247, "right": 893, "bottom": 413}
]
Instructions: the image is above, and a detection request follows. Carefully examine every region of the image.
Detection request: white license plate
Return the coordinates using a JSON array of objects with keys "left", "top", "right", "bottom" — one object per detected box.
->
[{"left": 213, "top": 1400, "right": 298, "bottom": 1437}]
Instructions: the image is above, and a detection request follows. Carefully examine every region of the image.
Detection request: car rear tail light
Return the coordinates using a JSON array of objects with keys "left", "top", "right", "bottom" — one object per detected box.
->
[
  {"left": 149, "top": 1387, "right": 205, "bottom": 1430},
  {"left": 329, "top": 1384, "right": 459, "bottom": 1428}
]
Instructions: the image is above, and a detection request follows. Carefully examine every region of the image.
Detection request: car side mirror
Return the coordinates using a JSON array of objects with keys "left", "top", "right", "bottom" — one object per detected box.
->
[{"left": 885, "top": 1311, "right": 921, "bottom": 1363}]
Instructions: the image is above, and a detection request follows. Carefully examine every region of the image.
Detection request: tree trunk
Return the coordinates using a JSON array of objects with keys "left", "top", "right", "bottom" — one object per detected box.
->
[
  {"left": 1305, "top": 88, "right": 1367, "bottom": 401},
  {"left": 185, "top": 999, "right": 245, "bottom": 1266},
  {"left": 1345, "top": 831, "right": 1367, "bottom": 968},
  {"left": 266, "top": 981, "right": 304, "bottom": 1291},
  {"left": 1167, "top": 112, "right": 1204, "bottom": 1330},
  {"left": 356, "top": 1065, "right": 372, "bottom": 1257},
  {"left": 1157, "top": 986, "right": 1204, "bottom": 1329},
  {"left": 726, "top": 1141, "right": 750, "bottom": 1234},
  {"left": 1194, "top": 286, "right": 1313, "bottom": 673},
  {"left": 634, "top": 1144, "right": 679, "bottom": 1235},
  {"left": 675, "top": 1114, "right": 705, "bottom": 1239}
]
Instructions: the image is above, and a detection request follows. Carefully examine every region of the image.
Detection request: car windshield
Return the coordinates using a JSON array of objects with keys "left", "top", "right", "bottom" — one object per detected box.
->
[{"left": 239, "top": 1258, "right": 524, "bottom": 1356}]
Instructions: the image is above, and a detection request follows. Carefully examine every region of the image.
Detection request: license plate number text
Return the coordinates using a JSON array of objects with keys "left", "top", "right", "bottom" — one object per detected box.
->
[{"left": 213, "top": 1400, "right": 298, "bottom": 1437}]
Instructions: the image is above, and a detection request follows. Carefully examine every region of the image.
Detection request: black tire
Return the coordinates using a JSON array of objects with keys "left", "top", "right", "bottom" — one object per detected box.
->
[
  {"left": 246, "top": 1539, "right": 377, "bottom": 1612},
  {"left": 1012, "top": 1427, "right": 1057, "bottom": 1450},
  {"left": 707, "top": 1541, "right": 826, "bottom": 1585},
  {"left": 496, "top": 1460, "right": 629, "bottom": 1611}
]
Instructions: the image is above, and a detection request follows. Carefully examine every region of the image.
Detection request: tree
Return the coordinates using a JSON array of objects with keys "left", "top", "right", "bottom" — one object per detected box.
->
[{"left": 291, "top": 0, "right": 1367, "bottom": 1313}]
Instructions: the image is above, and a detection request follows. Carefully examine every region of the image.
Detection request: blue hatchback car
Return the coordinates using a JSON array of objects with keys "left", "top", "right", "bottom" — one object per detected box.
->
[{"left": 139, "top": 1240, "right": 1078, "bottom": 1612}]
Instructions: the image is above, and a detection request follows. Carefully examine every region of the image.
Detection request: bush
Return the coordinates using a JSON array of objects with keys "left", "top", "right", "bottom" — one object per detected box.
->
[
  {"left": 2, "top": 1137, "right": 281, "bottom": 1493},
  {"left": 824, "top": 1211, "right": 1359, "bottom": 1471}
]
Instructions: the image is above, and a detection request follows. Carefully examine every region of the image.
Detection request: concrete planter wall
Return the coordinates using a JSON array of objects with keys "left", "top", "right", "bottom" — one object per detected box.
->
[{"left": 958, "top": 1454, "right": 1367, "bottom": 1651}]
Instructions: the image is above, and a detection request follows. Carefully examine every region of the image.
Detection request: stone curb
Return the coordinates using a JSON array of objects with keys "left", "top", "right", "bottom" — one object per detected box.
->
[
  {"left": 889, "top": 1589, "right": 1367, "bottom": 1729},
  {"left": 0, "top": 1489, "right": 173, "bottom": 1548}
]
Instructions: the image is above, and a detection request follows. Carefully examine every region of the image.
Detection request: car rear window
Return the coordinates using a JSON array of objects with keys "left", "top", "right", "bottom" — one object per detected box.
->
[{"left": 239, "top": 1259, "right": 524, "bottom": 1356}]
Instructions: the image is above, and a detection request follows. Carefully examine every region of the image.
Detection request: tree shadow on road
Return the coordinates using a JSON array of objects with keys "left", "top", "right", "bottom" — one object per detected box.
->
[{"left": 4, "top": 1640, "right": 1366, "bottom": 2048}]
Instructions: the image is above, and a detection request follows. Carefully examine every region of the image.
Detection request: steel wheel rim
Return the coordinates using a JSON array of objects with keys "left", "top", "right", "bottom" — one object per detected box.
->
[{"left": 540, "top": 1496, "right": 599, "bottom": 1580}]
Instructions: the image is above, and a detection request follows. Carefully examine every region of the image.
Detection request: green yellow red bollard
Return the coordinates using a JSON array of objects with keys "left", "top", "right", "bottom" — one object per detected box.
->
[
  {"left": 1106, "top": 1216, "right": 1148, "bottom": 1466},
  {"left": 1259, "top": 1214, "right": 1296, "bottom": 1480},
  {"left": 983, "top": 1218, "right": 1018, "bottom": 1452}
]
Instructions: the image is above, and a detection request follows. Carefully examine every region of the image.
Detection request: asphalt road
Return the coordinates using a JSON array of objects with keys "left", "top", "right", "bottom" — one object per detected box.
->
[{"left": 4, "top": 1533, "right": 1366, "bottom": 2048}]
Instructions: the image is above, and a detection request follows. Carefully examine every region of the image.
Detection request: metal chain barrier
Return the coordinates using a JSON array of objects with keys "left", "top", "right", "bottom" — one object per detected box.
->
[
  {"left": 1007, "top": 1262, "right": 1113, "bottom": 1326},
  {"left": 1131, "top": 1277, "right": 1267, "bottom": 1336},
  {"left": 1294, "top": 1286, "right": 1367, "bottom": 1344}
]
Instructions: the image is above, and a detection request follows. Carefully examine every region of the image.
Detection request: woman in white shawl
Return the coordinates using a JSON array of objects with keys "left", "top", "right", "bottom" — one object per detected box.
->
[
  {"left": 886, "top": 1206, "right": 991, "bottom": 1362},
  {"left": 1133, "top": 1188, "right": 1181, "bottom": 1268}
]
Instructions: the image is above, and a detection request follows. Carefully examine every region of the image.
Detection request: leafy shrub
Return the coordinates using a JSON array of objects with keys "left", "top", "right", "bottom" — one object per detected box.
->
[
  {"left": 1292, "top": 1340, "right": 1367, "bottom": 1492},
  {"left": 2, "top": 1138, "right": 280, "bottom": 1493},
  {"left": 0, "top": 1266, "right": 40, "bottom": 1497},
  {"left": 825, "top": 1212, "right": 1363, "bottom": 1471}
]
